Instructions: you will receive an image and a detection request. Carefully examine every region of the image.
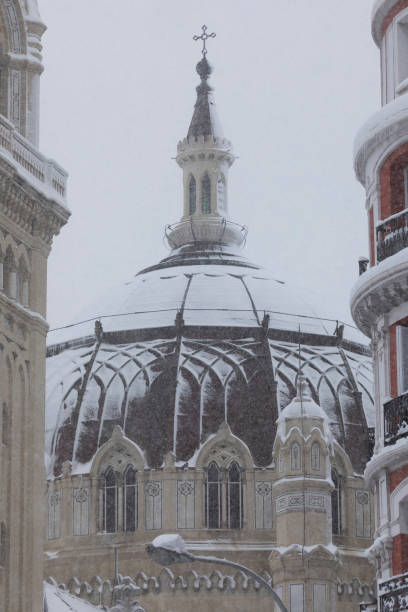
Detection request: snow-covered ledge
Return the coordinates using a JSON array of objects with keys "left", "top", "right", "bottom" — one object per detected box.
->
[
  {"left": 365, "top": 437, "right": 408, "bottom": 488},
  {"left": 350, "top": 247, "right": 408, "bottom": 337},
  {"left": 372, "top": 0, "right": 403, "bottom": 46},
  {"left": 354, "top": 94, "right": 408, "bottom": 186}
]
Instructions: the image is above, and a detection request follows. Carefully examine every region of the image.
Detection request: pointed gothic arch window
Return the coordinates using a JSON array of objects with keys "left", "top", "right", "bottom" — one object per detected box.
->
[
  {"left": 103, "top": 467, "right": 118, "bottom": 533},
  {"left": 124, "top": 465, "right": 137, "bottom": 532},
  {"left": 331, "top": 468, "right": 342, "bottom": 535},
  {"left": 189, "top": 175, "right": 196, "bottom": 215},
  {"left": 205, "top": 461, "right": 221, "bottom": 528},
  {"left": 201, "top": 173, "right": 211, "bottom": 214},
  {"left": 291, "top": 442, "right": 301, "bottom": 471},
  {"left": 311, "top": 442, "right": 320, "bottom": 471},
  {"left": 227, "top": 461, "right": 243, "bottom": 529}
]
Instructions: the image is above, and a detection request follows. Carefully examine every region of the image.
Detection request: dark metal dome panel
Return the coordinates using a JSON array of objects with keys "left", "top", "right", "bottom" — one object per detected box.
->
[{"left": 46, "top": 335, "right": 374, "bottom": 477}]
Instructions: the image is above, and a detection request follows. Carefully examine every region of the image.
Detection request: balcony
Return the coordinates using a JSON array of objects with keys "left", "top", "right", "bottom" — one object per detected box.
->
[
  {"left": 379, "top": 572, "right": 408, "bottom": 611},
  {"left": 384, "top": 394, "right": 408, "bottom": 446},
  {"left": 377, "top": 209, "right": 408, "bottom": 263},
  {"left": 0, "top": 114, "right": 67, "bottom": 206}
]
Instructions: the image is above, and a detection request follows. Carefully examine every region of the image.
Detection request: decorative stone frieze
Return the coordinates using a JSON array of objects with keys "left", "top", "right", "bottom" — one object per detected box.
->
[{"left": 276, "top": 491, "right": 329, "bottom": 515}]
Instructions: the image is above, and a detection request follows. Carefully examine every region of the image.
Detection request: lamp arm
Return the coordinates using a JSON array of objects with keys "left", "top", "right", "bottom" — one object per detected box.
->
[{"left": 190, "top": 553, "right": 288, "bottom": 612}]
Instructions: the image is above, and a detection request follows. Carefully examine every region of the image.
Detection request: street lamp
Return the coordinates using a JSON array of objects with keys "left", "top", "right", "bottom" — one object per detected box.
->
[{"left": 146, "top": 534, "right": 288, "bottom": 612}]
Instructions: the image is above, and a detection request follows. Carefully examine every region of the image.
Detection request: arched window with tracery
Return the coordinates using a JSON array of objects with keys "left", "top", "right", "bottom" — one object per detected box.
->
[
  {"left": 103, "top": 467, "right": 118, "bottom": 533},
  {"left": 227, "top": 461, "right": 243, "bottom": 529},
  {"left": 189, "top": 175, "right": 196, "bottom": 215},
  {"left": 331, "top": 468, "right": 342, "bottom": 535},
  {"left": 124, "top": 465, "right": 137, "bottom": 532},
  {"left": 205, "top": 461, "right": 221, "bottom": 528},
  {"left": 201, "top": 173, "right": 211, "bottom": 214}
]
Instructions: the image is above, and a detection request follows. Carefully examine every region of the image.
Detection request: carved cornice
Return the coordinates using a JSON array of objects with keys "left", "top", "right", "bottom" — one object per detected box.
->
[
  {"left": 0, "top": 290, "right": 48, "bottom": 340},
  {"left": 0, "top": 158, "right": 69, "bottom": 245},
  {"left": 365, "top": 437, "right": 408, "bottom": 487}
]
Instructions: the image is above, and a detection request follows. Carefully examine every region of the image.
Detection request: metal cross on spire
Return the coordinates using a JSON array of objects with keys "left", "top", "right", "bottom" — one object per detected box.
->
[{"left": 193, "top": 25, "right": 216, "bottom": 57}]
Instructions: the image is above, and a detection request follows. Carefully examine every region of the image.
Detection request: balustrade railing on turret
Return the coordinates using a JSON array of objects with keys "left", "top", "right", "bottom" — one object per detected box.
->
[
  {"left": 384, "top": 394, "right": 408, "bottom": 446},
  {"left": 0, "top": 114, "right": 67, "bottom": 204},
  {"left": 377, "top": 209, "right": 408, "bottom": 262}
]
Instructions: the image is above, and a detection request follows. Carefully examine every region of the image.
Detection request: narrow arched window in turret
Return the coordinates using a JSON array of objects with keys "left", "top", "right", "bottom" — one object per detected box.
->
[
  {"left": 291, "top": 442, "right": 301, "bottom": 471},
  {"left": 189, "top": 175, "right": 196, "bottom": 215},
  {"left": 103, "top": 467, "right": 118, "bottom": 533},
  {"left": 124, "top": 466, "right": 137, "bottom": 532},
  {"left": 205, "top": 461, "right": 221, "bottom": 528},
  {"left": 311, "top": 442, "right": 320, "bottom": 471},
  {"left": 227, "top": 461, "right": 243, "bottom": 529},
  {"left": 201, "top": 173, "right": 211, "bottom": 214}
]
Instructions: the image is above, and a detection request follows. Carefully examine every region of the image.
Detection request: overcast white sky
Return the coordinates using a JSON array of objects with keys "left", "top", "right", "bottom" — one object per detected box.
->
[{"left": 39, "top": 0, "right": 379, "bottom": 330}]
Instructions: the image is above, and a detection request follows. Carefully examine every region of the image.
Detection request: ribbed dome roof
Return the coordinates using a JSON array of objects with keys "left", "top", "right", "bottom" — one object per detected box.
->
[{"left": 46, "top": 246, "right": 374, "bottom": 478}]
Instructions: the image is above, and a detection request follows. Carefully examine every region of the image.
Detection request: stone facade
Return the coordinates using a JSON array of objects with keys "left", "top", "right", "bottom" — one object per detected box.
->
[{"left": 0, "top": 2, "right": 69, "bottom": 611}]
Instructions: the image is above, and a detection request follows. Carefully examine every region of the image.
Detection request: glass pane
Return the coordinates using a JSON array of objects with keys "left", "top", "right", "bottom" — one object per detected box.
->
[
  {"left": 125, "top": 467, "right": 136, "bottom": 485},
  {"left": 208, "top": 462, "right": 220, "bottom": 482},
  {"left": 105, "top": 485, "right": 116, "bottom": 533},
  {"left": 105, "top": 468, "right": 116, "bottom": 486},
  {"left": 228, "top": 463, "right": 243, "bottom": 529},
  {"left": 206, "top": 462, "right": 220, "bottom": 528},
  {"left": 125, "top": 485, "right": 136, "bottom": 532},
  {"left": 207, "top": 481, "right": 221, "bottom": 528},
  {"left": 228, "top": 462, "right": 240, "bottom": 483}
]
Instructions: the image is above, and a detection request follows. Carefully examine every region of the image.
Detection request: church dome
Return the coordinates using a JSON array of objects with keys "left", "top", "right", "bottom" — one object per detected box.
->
[
  {"left": 45, "top": 46, "right": 374, "bottom": 480},
  {"left": 46, "top": 246, "right": 373, "bottom": 477}
]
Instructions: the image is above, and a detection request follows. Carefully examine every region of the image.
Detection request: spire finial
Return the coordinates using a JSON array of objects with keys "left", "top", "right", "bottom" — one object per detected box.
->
[{"left": 193, "top": 25, "right": 216, "bottom": 57}]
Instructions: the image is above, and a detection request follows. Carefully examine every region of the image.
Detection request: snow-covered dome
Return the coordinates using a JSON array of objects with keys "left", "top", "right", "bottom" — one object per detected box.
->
[
  {"left": 45, "top": 51, "right": 374, "bottom": 479},
  {"left": 46, "top": 244, "right": 373, "bottom": 477}
]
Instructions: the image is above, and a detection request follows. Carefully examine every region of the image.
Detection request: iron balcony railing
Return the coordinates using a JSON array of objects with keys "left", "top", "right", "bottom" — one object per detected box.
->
[
  {"left": 384, "top": 394, "right": 408, "bottom": 446},
  {"left": 377, "top": 209, "right": 408, "bottom": 262},
  {"left": 379, "top": 571, "right": 408, "bottom": 611}
]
